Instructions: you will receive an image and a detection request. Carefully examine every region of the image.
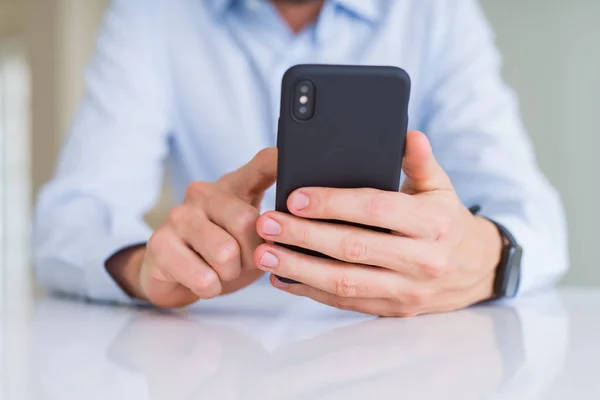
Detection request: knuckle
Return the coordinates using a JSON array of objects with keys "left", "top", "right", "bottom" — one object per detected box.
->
[
  {"left": 190, "top": 273, "right": 220, "bottom": 298},
  {"left": 403, "top": 287, "right": 432, "bottom": 307},
  {"left": 189, "top": 212, "right": 208, "bottom": 234},
  {"left": 214, "top": 239, "right": 241, "bottom": 266},
  {"left": 231, "top": 208, "right": 259, "bottom": 236},
  {"left": 341, "top": 235, "right": 368, "bottom": 262},
  {"left": 320, "top": 190, "right": 338, "bottom": 216},
  {"left": 167, "top": 205, "right": 187, "bottom": 227},
  {"left": 147, "top": 229, "right": 171, "bottom": 254},
  {"left": 333, "top": 274, "right": 360, "bottom": 298},
  {"left": 422, "top": 262, "right": 443, "bottom": 279},
  {"left": 388, "top": 283, "right": 404, "bottom": 302},
  {"left": 301, "top": 229, "right": 310, "bottom": 247},
  {"left": 282, "top": 259, "right": 299, "bottom": 281},
  {"left": 185, "top": 181, "right": 211, "bottom": 201},
  {"left": 290, "top": 222, "right": 311, "bottom": 247},
  {"left": 367, "top": 191, "right": 394, "bottom": 220},
  {"left": 419, "top": 253, "right": 449, "bottom": 279}
]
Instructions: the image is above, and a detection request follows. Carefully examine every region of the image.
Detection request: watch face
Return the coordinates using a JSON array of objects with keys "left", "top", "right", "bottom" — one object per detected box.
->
[{"left": 505, "top": 246, "right": 523, "bottom": 297}]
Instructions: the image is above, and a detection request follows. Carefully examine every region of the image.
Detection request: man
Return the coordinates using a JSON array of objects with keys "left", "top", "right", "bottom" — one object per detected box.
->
[{"left": 34, "top": 0, "right": 568, "bottom": 316}]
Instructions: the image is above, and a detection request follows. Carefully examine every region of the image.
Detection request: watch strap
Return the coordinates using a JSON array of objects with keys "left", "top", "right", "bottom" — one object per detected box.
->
[{"left": 469, "top": 205, "right": 522, "bottom": 299}]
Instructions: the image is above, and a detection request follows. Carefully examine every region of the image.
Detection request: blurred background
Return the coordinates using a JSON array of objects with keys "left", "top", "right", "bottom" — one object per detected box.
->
[{"left": 1, "top": 0, "right": 599, "bottom": 300}]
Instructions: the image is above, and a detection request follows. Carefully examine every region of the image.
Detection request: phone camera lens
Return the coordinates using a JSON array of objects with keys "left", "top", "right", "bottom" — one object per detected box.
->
[{"left": 294, "top": 80, "right": 315, "bottom": 120}]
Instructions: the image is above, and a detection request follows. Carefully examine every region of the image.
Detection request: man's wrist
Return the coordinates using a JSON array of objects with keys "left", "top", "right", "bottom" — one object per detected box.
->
[
  {"left": 475, "top": 216, "right": 503, "bottom": 269},
  {"left": 105, "top": 244, "right": 148, "bottom": 301},
  {"left": 469, "top": 216, "right": 504, "bottom": 300}
]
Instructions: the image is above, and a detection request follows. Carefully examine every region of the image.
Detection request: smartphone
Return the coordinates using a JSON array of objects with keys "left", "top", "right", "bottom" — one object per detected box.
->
[{"left": 275, "top": 64, "right": 411, "bottom": 283}]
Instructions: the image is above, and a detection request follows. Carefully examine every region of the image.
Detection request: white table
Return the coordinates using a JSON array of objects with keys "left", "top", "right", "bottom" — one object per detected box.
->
[{"left": 1, "top": 284, "right": 598, "bottom": 400}]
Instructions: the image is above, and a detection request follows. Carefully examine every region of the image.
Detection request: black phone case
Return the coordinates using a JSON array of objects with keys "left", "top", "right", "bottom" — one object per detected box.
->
[{"left": 275, "top": 64, "right": 411, "bottom": 283}]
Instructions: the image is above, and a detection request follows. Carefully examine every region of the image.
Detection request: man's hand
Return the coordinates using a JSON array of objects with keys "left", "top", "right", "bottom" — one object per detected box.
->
[
  {"left": 254, "top": 131, "right": 502, "bottom": 317},
  {"left": 107, "top": 148, "right": 277, "bottom": 308}
]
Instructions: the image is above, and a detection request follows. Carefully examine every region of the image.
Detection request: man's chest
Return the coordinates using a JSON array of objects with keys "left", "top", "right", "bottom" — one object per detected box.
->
[{"left": 161, "top": 3, "right": 429, "bottom": 181}]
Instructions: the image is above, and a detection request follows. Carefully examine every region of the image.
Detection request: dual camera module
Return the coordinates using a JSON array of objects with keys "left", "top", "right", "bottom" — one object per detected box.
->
[{"left": 293, "top": 80, "right": 315, "bottom": 121}]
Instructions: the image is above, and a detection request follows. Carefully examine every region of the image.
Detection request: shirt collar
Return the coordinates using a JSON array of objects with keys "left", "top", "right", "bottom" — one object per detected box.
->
[
  {"left": 333, "top": 0, "right": 380, "bottom": 23},
  {"left": 205, "top": 0, "right": 381, "bottom": 23},
  {"left": 204, "top": 0, "right": 237, "bottom": 18}
]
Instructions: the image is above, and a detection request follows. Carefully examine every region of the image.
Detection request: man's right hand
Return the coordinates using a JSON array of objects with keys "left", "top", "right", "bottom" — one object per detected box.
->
[{"left": 106, "top": 148, "right": 277, "bottom": 308}]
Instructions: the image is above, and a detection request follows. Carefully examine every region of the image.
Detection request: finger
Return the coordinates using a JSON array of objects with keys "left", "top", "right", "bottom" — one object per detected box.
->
[
  {"left": 257, "top": 211, "right": 437, "bottom": 278},
  {"left": 286, "top": 275, "right": 489, "bottom": 317},
  {"left": 254, "top": 243, "right": 409, "bottom": 299},
  {"left": 143, "top": 229, "right": 223, "bottom": 306},
  {"left": 206, "top": 193, "right": 262, "bottom": 270},
  {"left": 172, "top": 205, "right": 242, "bottom": 282},
  {"left": 401, "top": 130, "right": 453, "bottom": 193},
  {"left": 279, "top": 271, "right": 493, "bottom": 317},
  {"left": 219, "top": 147, "right": 277, "bottom": 202},
  {"left": 269, "top": 274, "right": 398, "bottom": 316},
  {"left": 286, "top": 187, "right": 440, "bottom": 237},
  {"left": 155, "top": 240, "right": 223, "bottom": 300}
]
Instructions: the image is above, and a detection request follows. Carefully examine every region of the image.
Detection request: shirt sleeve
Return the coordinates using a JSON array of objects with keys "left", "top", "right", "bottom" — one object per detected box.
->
[
  {"left": 419, "top": 0, "right": 569, "bottom": 294},
  {"left": 33, "top": 0, "right": 170, "bottom": 303}
]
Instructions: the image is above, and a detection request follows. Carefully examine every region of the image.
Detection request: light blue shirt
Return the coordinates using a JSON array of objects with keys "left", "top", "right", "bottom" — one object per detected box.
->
[{"left": 34, "top": 0, "right": 568, "bottom": 303}]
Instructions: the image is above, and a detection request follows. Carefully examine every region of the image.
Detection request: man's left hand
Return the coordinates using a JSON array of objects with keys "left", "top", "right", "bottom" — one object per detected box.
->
[{"left": 253, "top": 131, "right": 503, "bottom": 317}]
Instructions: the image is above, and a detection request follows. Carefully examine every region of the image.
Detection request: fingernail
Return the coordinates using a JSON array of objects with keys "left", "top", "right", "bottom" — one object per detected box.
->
[
  {"left": 259, "top": 251, "right": 279, "bottom": 269},
  {"left": 272, "top": 275, "right": 289, "bottom": 289},
  {"left": 290, "top": 192, "right": 309, "bottom": 211},
  {"left": 262, "top": 218, "right": 281, "bottom": 236}
]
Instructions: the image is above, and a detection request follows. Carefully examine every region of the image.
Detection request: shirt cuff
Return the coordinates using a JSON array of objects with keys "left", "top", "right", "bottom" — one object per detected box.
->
[{"left": 84, "top": 225, "right": 153, "bottom": 304}]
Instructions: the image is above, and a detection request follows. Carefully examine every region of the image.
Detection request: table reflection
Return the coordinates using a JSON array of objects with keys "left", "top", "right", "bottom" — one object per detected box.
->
[
  {"left": 107, "top": 312, "right": 269, "bottom": 399},
  {"left": 25, "top": 289, "right": 570, "bottom": 400},
  {"left": 105, "top": 301, "right": 550, "bottom": 399}
]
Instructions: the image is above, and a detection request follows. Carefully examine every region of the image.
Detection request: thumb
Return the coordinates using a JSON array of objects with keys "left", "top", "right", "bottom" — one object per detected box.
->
[
  {"left": 220, "top": 147, "right": 278, "bottom": 201},
  {"left": 401, "top": 130, "right": 452, "bottom": 194}
]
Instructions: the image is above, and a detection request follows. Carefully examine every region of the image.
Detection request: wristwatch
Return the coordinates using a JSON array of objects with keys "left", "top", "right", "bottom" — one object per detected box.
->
[
  {"left": 470, "top": 206, "right": 523, "bottom": 299},
  {"left": 489, "top": 220, "right": 522, "bottom": 299}
]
